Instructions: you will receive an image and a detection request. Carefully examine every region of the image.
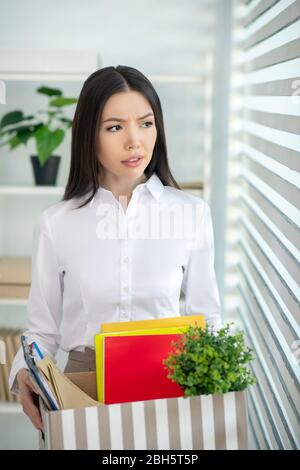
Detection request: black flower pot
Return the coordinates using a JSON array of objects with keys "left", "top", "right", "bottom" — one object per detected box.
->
[{"left": 30, "top": 155, "right": 61, "bottom": 186}]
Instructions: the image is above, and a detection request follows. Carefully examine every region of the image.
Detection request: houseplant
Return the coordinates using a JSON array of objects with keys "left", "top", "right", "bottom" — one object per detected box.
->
[
  {"left": 163, "top": 322, "right": 256, "bottom": 397},
  {"left": 0, "top": 86, "right": 77, "bottom": 185}
]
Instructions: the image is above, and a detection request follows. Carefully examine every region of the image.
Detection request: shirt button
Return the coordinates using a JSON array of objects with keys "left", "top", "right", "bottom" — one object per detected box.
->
[{"left": 123, "top": 257, "right": 129, "bottom": 264}]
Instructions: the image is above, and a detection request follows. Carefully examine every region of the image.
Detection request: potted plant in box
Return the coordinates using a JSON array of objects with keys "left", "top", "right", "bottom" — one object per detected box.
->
[
  {"left": 0, "top": 86, "right": 77, "bottom": 185},
  {"left": 163, "top": 322, "right": 256, "bottom": 449},
  {"left": 163, "top": 322, "right": 257, "bottom": 397}
]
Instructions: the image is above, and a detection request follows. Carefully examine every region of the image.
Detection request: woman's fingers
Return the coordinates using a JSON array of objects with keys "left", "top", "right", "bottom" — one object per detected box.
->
[
  {"left": 18, "top": 370, "right": 44, "bottom": 431},
  {"left": 25, "top": 374, "right": 40, "bottom": 394},
  {"left": 21, "top": 392, "right": 44, "bottom": 431}
]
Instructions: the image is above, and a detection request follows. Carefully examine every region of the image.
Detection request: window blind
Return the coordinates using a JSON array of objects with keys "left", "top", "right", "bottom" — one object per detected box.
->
[{"left": 225, "top": 0, "right": 300, "bottom": 449}]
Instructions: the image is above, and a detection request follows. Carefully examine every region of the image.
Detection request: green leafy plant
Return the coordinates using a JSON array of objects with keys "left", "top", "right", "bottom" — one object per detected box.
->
[
  {"left": 0, "top": 86, "right": 77, "bottom": 166},
  {"left": 163, "top": 322, "right": 256, "bottom": 397}
]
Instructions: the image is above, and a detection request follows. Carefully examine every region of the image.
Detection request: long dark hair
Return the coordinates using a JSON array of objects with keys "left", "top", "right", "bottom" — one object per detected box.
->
[{"left": 62, "top": 65, "right": 181, "bottom": 209}]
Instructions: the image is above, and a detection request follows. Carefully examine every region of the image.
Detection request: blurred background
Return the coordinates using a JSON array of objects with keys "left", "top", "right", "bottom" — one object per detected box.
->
[{"left": 0, "top": 0, "right": 299, "bottom": 450}]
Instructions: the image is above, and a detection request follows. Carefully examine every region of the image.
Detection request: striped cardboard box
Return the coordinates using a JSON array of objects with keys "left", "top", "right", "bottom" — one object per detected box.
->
[{"left": 39, "top": 391, "right": 248, "bottom": 450}]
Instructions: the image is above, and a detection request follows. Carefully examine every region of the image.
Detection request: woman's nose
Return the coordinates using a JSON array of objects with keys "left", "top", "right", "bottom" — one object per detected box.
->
[{"left": 125, "top": 128, "right": 142, "bottom": 149}]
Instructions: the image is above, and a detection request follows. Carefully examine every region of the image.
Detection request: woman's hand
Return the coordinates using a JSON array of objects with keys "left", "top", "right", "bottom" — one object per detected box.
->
[{"left": 17, "top": 368, "right": 44, "bottom": 432}]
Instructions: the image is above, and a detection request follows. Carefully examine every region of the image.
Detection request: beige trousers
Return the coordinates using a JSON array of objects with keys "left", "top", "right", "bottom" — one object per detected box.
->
[{"left": 64, "top": 348, "right": 96, "bottom": 373}]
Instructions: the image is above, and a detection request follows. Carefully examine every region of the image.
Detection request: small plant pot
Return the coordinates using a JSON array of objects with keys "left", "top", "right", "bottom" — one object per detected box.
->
[{"left": 30, "top": 155, "right": 61, "bottom": 186}]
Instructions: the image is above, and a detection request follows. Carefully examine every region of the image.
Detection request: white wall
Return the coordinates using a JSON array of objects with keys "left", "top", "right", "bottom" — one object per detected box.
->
[{"left": 0, "top": 0, "right": 216, "bottom": 75}]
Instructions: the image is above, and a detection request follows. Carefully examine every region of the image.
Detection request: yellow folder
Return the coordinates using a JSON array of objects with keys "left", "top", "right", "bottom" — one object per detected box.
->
[
  {"left": 100, "top": 314, "right": 205, "bottom": 334},
  {"left": 94, "top": 325, "right": 192, "bottom": 403}
]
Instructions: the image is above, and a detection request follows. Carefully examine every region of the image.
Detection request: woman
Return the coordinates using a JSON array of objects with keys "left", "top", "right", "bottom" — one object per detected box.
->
[{"left": 9, "top": 65, "right": 222, "bottom": 431}]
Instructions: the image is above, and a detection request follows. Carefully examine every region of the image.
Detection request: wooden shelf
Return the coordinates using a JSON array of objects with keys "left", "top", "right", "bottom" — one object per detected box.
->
[{"left": 180, "top": 181, "right": 204, "bottom": 190}]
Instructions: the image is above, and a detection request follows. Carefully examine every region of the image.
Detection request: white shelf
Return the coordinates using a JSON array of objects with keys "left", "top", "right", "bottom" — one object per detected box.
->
[
  {"left": 0, "top": 73, "right": 93, "bottom": 82},
  {"left": 151, "top": 75, "right": 206, "bottom": 83},
  {"left": 0, "top": 48, "right": 99, "bottom": 82},
  {"left": 0, "top": 299, "right": 27, "bottom": 306},
  {"left": 1, "top": 74, "right": 207, "bottom": 83},
  {"left": 0, "top": 402, "right": 22, "bottom": 414},
  {"left": 0, "top": 186, "right": 64, "bottom": 195}
]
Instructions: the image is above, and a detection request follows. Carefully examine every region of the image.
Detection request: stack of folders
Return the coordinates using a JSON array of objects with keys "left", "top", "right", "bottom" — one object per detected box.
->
[
  {"left": 21, "top": 336, "right": 99, "bottom": 411},
  {"left": 95, "top": 315, "right": 205, "bottom": 405}
]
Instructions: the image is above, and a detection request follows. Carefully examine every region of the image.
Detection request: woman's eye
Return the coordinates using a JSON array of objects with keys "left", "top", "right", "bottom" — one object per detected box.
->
[
  {"left": 107, "top": 125, "right": 121, "bottom": 132},
  {"left": 143, "top": 121, "right": 153, "bottom": 128},
  {"left": 107, "top": 121, "right": 153, "bottom": 132}
]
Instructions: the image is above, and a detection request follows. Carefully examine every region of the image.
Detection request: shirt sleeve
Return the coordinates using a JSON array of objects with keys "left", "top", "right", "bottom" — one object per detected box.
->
[
  {"left": 181, "top": 201, "right": 223, "bottom": 331},
  {"left": 8, "top": 210, "right": 64, "bottom": 394}
]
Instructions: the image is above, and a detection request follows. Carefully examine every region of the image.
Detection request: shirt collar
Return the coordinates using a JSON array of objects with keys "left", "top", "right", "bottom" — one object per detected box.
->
[{"left": 89, "top": 172, "right": 164, "bottom": 208}]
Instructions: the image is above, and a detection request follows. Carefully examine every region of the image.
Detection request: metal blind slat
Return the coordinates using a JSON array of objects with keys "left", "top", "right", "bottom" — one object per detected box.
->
[
  {"left": 239, "top": 119, "right": 300, "bottom": 152},
  {"left": 240, "top": 0, "right": 280, "bottom": 27},
  {"left": 241, "top": 0, "right": 300, "bottom": 49},
  {"left": 239, "top": 110, "right": 300, "bottom": 134},
  {"left": 236, "top": 77, "right": 300, "bottom": 96},
  {"left": 242, "top": 57, "right": 300, "bottom": 84},
  {"left": 240, "top": 133, "right": 300, "bottom": 172},
  {"left": 240, "top": 144, "right": 300, "bottom": 186},
  {"left": 240, "top": 166, "right": 300, "bottom": 223},
  {"left": 238, "top": 306, "right": 300, "bottom": 448},
  {"left": 243, "top": 314, "right": 299, "bottom": 449},
  {"left": 237, "top": 18, "right": 300, "bottom": 62},
  {"left": 238, "top": 217, "right": 300, "bottom": 301},
  {"left": 240, "top": 189, "right": 300, "bottom": 259},
  {"left": 237, "top": 274, "right": 300, "bottom": 392},
  {"left": 226, "top": 0, "right": 300, "bottom": 449},
  {"left": 239, "top": 180, "right": 300, "bottom": 247},
  {"left": 237, "top": 236, "right": 300, "bottom": 337},
  {"left": 239, "top": 301, "right": 300, "bottom": 426},
  {"left": 241, "top": 154, "right": 300, "bottom": 206},
  {"left": 238, "top": 236, "right": 300, "bottom": 336}
]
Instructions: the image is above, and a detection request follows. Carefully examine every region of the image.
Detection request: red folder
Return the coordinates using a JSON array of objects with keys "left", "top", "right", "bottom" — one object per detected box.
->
[{"left": 104, "top": 333, "right": 185, "bottom": 404}]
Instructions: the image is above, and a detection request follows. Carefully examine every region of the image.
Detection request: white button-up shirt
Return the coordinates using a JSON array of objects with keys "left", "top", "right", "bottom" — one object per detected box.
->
[{"left": 9, "top": 172, "right": 222, "bottom": 392}]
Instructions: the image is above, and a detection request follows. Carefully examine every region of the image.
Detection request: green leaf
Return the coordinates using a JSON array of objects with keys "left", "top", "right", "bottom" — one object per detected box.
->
[
  {"left": 58, "top": 117, "right": 73, "bottom": 127},
  {"left": 1, "top": 122, "right": 40, "bottom": 135},
  {"left": 17, "top": 123, "right": 44, "bottom": 144},
  {"left": 47, "top": 111, "right": 60, "bottom": 117},
  {"left": 49, "top": 97, "right": 78, "bottom": 108},
  {"left": 37, "top": 86, "right": 62, "bottom": 97},
  {"left": 9, "top": 135, "right": 22, "bottom": 149},
  {"left": 34, "top": 126, "right": 65, "bottom": 166},
  {"left": 163, "top": 322, "right": 257, "bottom": 396},
  {"left": 1, "top": 86, "right": 76, "bottom": 156},
  {"left": 0, "top": 123, "right": 44, "bottom": 148},
  {"left": 0, "top": 111, "right": 25, "bottom": 129}
]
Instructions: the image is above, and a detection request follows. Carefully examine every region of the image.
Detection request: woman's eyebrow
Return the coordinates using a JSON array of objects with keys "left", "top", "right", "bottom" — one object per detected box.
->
[{"left": 102, "top": 112, "right": 154, "bottom": 123}]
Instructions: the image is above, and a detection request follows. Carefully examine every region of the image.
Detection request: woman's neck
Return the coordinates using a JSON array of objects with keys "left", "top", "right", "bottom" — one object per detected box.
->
[{"left": 99, "top": 172, "right": 147, "bottom": 205}]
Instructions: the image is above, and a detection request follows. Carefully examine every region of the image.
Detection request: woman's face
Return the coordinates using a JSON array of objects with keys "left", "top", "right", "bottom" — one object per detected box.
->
[{"left": 97, "top": 90, "right": 157, "bottom": 183}]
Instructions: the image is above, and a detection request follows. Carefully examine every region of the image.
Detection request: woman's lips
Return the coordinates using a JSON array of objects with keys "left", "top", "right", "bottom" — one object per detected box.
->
[{"left": 121, "top": 157, "right": 144, "bottom": 167}]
